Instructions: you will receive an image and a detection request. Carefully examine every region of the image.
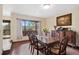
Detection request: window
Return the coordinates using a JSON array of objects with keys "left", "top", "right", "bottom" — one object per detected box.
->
[
  {"left": 2, "top": 20, "right": 11, "bottom": 39},
  {"left": 21, "top": 20, "right": 37, "bottom": 36}
]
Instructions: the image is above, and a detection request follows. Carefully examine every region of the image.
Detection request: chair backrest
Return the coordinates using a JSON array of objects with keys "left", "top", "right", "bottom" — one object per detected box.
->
[
  {"left": 32, "top": 35, "right": 38, "bottom": 45},
  {"left": 59, "top": 36, "right": 68, "bottom": 54},
  {"left": 28, "top": 34, "right": 34, "bottom": 45}
]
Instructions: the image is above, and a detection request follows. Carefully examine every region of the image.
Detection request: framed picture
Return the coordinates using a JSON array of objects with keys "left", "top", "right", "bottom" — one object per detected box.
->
[{"left": 56, "top": 13, "right": 72, "bottom": 26}]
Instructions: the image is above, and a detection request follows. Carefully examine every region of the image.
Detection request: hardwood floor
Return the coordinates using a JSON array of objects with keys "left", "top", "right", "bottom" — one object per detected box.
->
[
  {"left": 66, "top": 47, "right": 79, "bottom": 55},
  {"left": 9, "top": 41, "right": 43, "bottom": 55},
  {"left": 7, "top": 41, "right": 79, "bottom": 55}
]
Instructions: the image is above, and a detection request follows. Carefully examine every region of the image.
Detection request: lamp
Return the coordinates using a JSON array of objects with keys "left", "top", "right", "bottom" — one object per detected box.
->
[{"left": 41, "top": 4, "right": 51, "bottom": 9}]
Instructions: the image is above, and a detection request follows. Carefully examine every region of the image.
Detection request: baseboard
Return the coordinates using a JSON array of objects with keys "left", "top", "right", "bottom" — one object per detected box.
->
[
  {"left": 2, "top": 50, "right": 10, "bottom": 55},
  {"left": 12, "top": 40, "right": 30, "bottom": 43}
]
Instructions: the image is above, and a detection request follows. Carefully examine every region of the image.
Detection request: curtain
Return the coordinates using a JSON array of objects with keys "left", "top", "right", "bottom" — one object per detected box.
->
[
  {"left": 36, "top": 22, "right": 41, "bottom": 35},
  {"left": 16, "top": 19, "right": 23, "bottom": 39}
]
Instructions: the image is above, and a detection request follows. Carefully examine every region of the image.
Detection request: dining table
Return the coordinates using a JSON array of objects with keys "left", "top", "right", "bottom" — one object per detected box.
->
[{"left": 36, "top": 35, "right": 59, "bottom": 54}]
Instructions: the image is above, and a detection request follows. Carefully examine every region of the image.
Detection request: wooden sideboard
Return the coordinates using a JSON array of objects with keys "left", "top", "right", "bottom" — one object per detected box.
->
[
  {"left": 66, "top": 31, "right": 76, "bottom": 46},
  {"left": 51, "top": 30, "right": 76, "bottom": 47}
]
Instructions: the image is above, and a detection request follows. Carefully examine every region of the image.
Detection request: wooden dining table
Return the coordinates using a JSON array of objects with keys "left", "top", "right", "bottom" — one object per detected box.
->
[{"left": 36, "top": 35, "right": 59, "bottom": 54}]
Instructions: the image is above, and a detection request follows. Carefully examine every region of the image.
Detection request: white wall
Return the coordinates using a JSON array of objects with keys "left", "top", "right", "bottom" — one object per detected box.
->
[
  {"left": 0, "top": 5, "right": 2, "bottom": 55},
  {"left": 46, "top": 16, "right": 56, "bottom": 31},
  {"left": 46, "top": 7, "right": 79, "bottom": 46}
]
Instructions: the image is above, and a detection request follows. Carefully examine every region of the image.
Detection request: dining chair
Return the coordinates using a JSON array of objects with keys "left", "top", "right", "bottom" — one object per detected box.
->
[
  {"left": 31, "top": 35, "right": 46, "bottom": 55},
  {"left": 48, "top": 36, "right": 68, "bottom": 55},
  {"left": 28, "top": 34, "right": 34, "bottom": 53}
]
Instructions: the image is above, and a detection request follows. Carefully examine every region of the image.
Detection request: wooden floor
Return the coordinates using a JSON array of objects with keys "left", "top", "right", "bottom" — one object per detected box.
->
[
  {"left": 9, "top": 41, "right": 43, "bottom": 55},
  {"left": 8, "top": 41, "right": 79, "bottom": 55}
]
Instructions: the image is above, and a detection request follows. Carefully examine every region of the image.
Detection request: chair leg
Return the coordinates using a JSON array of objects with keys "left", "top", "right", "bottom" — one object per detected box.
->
[
  {"left": 31, "top": 46, "right": 32, "bottom": 52},
  {"left": 45, "top": 48, "right": 47, "bottom": 55},
  {"left": 37, "top": 50, "right": 39, "bottom": 55},
  {"left": 64, "top": 51, "right": 66, "bottom": 55},
  {"left": 32, "top": 48, "right": 34, "bottom": 55},
  {"left": 29, "top": 44, "right": 30, "bottom": 49},
  {"left": 29, "top": 45, "right": 33, "bottom": 54}
]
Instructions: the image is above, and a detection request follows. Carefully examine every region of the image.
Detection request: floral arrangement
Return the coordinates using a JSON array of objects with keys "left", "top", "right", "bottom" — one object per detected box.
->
[{"left": 43, "top": 28, "right": 49, "bottom": 33}]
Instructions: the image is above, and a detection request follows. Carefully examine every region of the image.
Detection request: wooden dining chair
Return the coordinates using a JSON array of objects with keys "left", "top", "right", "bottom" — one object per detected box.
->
[
  {"left": 28, "top": 34, "right": 34, "bottom": 53},
  {"left": 31, "top": 35, "right": 46, "bottom": 55},
  {"left": 49, "top": 36, "right": 68, "bottom": 55}
]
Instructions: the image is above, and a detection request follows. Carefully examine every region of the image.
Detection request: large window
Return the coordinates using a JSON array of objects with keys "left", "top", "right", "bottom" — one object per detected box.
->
[{"left": 21, "top": 20, "right": 37, "bottom": 36}]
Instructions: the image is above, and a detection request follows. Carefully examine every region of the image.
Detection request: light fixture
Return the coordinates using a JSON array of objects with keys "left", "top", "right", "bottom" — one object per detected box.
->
[{"left": 41, "top": 4, "right": 51, "bottom": 9}]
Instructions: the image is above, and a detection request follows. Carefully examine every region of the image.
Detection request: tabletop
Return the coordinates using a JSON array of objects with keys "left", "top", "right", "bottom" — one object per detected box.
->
[{"left": 36, "top": 35, "right": 59, "bottom": 45}]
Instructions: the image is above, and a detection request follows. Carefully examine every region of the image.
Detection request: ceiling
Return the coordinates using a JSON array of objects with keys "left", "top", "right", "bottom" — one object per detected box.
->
[{"left": 3, "top": 4, "right": 79, "bottom": 18}]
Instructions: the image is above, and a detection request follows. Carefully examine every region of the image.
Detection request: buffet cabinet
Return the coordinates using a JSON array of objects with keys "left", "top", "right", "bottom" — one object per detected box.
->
[
  {"left": 65, "top": 31, "right": 76, "bottom": 46},
  {"left": 52, "top": 30, "right": 76, "bottom": 47}
]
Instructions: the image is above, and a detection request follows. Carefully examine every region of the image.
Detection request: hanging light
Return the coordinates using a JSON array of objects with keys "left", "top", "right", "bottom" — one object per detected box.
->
[{"left": 41, "top": 4, "right": 51, "bottom": 9}]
